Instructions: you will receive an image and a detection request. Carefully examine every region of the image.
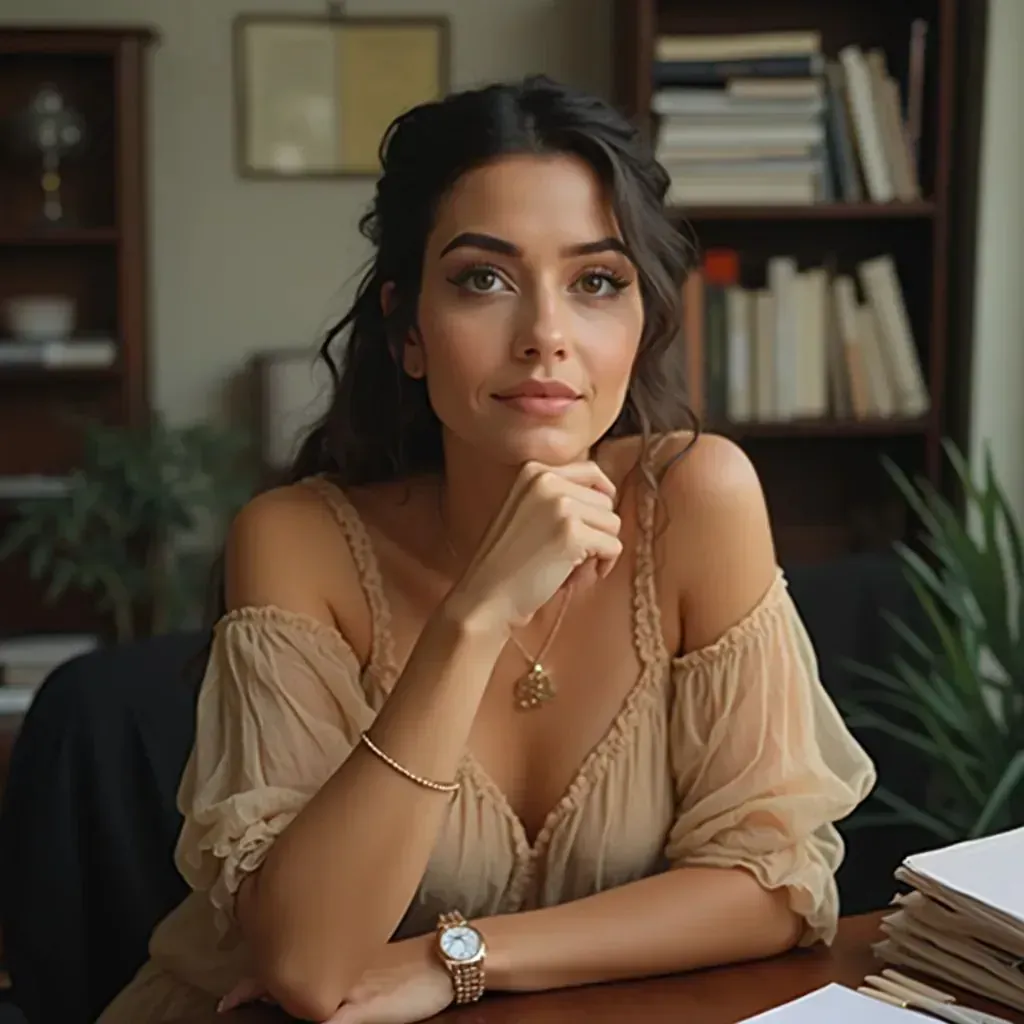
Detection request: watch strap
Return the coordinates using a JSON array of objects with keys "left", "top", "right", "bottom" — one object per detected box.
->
[{"left": 450, "top": 960, "right": 485, "bottom": 1004}]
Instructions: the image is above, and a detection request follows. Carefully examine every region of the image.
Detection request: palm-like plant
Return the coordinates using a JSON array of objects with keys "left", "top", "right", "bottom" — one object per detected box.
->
[{"left": 844, "top": 440, "right": 1024, "bottom": 842}]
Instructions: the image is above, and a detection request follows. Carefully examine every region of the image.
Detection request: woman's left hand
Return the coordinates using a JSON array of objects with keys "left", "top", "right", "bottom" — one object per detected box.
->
[{"left": 218, "top": 936, "right": 455, "bottom": 1023}]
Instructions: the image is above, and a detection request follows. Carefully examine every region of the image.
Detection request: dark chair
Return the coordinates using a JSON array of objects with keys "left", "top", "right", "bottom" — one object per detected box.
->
[
  {"left": 785, "top": 553, "right": 932, "bottom": 913},
  {"left": 0, "top": 551, "right": 927, "bottom": 1023},
  {"left": 0, "top": 631, "right": 207, "bottom": 1024}
]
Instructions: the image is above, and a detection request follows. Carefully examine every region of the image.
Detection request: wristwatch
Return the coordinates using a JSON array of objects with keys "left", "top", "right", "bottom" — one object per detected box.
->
[{"left": 435, "top": 910, "right": 487, "bottom": 1004}]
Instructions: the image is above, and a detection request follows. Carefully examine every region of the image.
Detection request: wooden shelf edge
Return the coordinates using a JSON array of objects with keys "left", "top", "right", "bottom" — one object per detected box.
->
[
  {"left": 0, "top": 366, "right": 121, "bottom": 382},
  {"left": 710, "top": 417, "right": 932, "bottom": 440},
  {"left": 670, "top": 202, "right": 937, "bottom": 222},
  {"left": 0, "top": 228, "right": 118, "bottom": 246}
]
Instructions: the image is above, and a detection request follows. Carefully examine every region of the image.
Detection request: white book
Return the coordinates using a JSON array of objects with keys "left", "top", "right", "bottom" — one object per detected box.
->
[
  {"left": 658, "top": 122, "right": 824, "bottom": 149},
  {"left": 725, "top": 287, "right": 753, "bottom": 421},
  {"left": 768, "top": 257, "right": 798, "bottom": 418},
  {"left": 655, "top": 30, "right": 821, "bottom": 63},
  {"left": 857, "top": 255, "right": 929, "bottom": 417},
  {"left": 832, "top": 277, "right": 872, "bottom": 418},
  {"left": 856, "top": 304, "right": 897, "bottom": 417},
  {"left": 653, "top": 88, "right": 824, "bottom": 118},
  {"left": 794, "top": 268, "right": 829, "bottom": 418},
  {"left": 753, "top": 290, "right": 776, "bottom": 420},
  {"left": 839, "top": 45, "right": 894, "bottom": 202}
]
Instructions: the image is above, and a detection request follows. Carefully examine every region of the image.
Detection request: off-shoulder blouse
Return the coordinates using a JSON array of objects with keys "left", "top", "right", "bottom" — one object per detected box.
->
[{"left": 97, "top": 476, "right": 876, "bottom": 1023}]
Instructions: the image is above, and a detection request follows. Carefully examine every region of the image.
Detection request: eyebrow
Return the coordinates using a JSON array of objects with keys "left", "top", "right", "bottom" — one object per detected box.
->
[{"left": 438, "top": 231, "right": 631, "bottom": 261}]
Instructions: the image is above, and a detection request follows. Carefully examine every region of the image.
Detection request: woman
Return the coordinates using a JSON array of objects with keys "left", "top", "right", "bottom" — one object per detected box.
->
[{"left": 99, "top": 75, "right": 875, "bottom": 1024}]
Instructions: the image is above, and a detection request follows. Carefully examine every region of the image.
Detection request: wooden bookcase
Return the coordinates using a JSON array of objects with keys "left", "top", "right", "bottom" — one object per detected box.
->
[
  {"left": 0, "top": 26, "right": 155, "bottom": 637},
  {"left": 612, "top": 0, "right": 980, "bottom": 565}
]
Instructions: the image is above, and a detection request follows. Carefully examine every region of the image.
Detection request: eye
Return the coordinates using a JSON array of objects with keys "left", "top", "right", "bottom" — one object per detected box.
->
[
  {"left": 575, "top": 270, "right": 630, "bottom": 298},
  {"left": 449, "top": 266, "right": 508, "bottom": 295}
]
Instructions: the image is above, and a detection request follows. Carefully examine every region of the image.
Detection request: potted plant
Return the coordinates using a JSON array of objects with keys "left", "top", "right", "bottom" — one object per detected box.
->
[
  {"left": 0, "top": 416, "right": 258, "bottom": 642},
  {"left": 843, "top": 440, "right": 1024, "bottom": 843}
]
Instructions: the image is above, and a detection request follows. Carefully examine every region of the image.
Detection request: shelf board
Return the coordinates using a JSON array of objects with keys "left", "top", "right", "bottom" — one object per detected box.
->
[
  {"left": 672, "top": 202, "right": 937, "bottom": 223},
  {"left": 0, "top": 365, "right": 120, "bottom": 383},
  {"left": 712, "top": 417, "right": 931, "bottom": 440},
  {"left": 0, "top": 228, "right": 119, "bottom": 246}
]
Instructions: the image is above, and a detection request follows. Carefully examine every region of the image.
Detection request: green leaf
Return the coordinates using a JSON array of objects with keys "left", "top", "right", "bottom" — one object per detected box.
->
[
  {"left": 968, "top": 750, "right": 1024, "bottom": 838},
  {"left": 871, "top": 786, "right": 961, "bottom": 842},
  {"left": 46, "top": 559, "right": 79, "bottom": 601}
]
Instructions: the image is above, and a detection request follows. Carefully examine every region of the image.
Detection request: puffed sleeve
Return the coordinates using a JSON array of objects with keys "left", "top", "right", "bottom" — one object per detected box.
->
[
  {"left": 174, "top": 606, "right": 375, "bottom": 937},
  {"left": 664, "top": 571, "right": 876, "bottom": 946}
]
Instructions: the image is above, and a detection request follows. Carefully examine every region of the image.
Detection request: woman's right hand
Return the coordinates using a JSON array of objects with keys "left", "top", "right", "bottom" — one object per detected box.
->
[{"left": 446, "top": 460, "right": 623, "bottom": 631}]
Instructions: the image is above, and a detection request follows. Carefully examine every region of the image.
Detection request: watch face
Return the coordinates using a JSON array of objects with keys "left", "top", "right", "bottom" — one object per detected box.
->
[{"left": 440, "top": 924, "right": 482, "bottom": 962}]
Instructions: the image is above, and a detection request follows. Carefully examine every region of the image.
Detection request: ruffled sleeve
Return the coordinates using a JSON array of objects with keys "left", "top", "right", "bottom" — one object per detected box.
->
[
  {"left": 664, "top": 572, "right": 876, "bottom": 946},
  {"left": 174, "top": 607, "right": 374, "bottom": 937}
]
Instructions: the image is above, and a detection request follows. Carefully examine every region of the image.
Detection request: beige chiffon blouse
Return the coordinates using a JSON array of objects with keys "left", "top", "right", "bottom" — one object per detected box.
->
[{"left": 97, "top": 477, "right": 876, "bottom": 1023}]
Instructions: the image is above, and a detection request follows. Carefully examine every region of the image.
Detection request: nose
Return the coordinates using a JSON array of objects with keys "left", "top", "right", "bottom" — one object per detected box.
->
[{"left": 512, "top": 282, "right": 570, "bottom": 365}]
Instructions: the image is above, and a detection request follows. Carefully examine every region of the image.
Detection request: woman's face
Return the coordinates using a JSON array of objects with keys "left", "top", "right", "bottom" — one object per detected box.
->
[{"left": 409, "top": 153, "right": 644, "bottom": 468}]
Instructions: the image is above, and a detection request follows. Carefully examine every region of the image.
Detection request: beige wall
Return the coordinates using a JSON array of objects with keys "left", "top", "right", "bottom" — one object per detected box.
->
[
  {"left": 969, "top": 0, "right": 1024, "bottom": 518},
  {"left": 1, "top": 0, "right": 611, "bottom": 424}
]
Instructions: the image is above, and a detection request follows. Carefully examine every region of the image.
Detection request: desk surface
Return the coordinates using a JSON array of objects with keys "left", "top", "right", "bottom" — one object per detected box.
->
[
  {"left": 203, "top": 913, "right": 1022, "bottom": 1023},
  {"left": 445, "top": 912, "right": 1024, "bottom": 1024}
]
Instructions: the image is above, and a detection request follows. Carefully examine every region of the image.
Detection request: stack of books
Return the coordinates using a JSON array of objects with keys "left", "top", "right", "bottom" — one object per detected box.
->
[
  {"left": 875, "top": 827, "right": 1024, "bottom": 1014},
  {"left": 652, "top": 25, "right": 927, "bottom": 205},
  {"left": 0, "top": 633, "right": 98, "bottom": 713},
  {"left": 681, "top": 248, "right": 928, "bottom": 425}
]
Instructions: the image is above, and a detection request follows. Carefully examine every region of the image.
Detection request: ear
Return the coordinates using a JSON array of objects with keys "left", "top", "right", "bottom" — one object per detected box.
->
[
  {"left": 381, "top": 281, "right": 426, "bottom": 380},
  {"left": 402, "top": 328, "right": 426, "bottom": 380}
]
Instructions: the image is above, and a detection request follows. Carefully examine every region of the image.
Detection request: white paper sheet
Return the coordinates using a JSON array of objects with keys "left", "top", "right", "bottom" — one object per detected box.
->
[
  {"left": 904, "top": 827, "right": 1024, "bottom": 926},
  {"left": 740, "top": 983, "right": 922, "bottom": 1022}
]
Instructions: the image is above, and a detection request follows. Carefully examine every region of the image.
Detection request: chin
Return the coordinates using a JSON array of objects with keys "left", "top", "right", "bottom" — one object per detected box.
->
[{"left": 482, "top": 427, "right": 598, "bottom": 467}]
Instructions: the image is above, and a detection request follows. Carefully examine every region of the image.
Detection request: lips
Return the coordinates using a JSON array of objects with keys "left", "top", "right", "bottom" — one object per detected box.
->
[
  {"left": 495, "top": 380, "right": 580, "bottom": 400},
  {"left": 493, "top": 380, "right": 581, "bottom": 418}
]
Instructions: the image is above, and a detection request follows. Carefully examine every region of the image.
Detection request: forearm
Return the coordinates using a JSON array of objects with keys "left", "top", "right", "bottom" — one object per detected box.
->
[
  {"left": 479, "top": 865, "right": 803, "bottom": 993},
  {"left": 241, "top": 603, "right": 505, "bottom": 1019}
]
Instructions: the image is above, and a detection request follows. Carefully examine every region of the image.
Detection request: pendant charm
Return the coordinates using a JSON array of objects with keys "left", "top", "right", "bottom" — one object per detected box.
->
[{"left": 514, "top": 663, "right": 557, "bottom": 711}]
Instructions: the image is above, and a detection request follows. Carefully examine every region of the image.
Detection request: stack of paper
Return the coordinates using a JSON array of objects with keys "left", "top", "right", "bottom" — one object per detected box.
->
[
  {"left": 874, "top": 826, "right": 1024, "bottom": 1013},
  {"left": 740, "top": 983, "right": 922, "bottom": 1021}
]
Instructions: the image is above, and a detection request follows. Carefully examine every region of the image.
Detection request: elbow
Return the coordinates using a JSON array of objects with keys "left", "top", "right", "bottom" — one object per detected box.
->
[
  {"left": 768, "top": 909, "right": 803, "bottom": 956},
  {"left": 238, "top": 875, "right": 355, "bottom": 1020},
  {"left": 760, "top": 892, "right": 804, "bottom": 957},
  {"left": 263, "top": 960, "right": 351, "bottom": 1023}
]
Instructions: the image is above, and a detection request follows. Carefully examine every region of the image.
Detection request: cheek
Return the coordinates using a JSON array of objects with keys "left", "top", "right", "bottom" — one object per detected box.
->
[
  {"left": 576, "top": 302, "right": 643, "bottom": 395},
  {"left": 416, "top": 295, "right": 513, "bottom": 400}
]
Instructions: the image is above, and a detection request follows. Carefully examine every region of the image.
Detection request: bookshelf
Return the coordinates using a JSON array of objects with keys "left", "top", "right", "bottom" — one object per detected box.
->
[
  {"left": 0, "top": 26, "right": 155, "bottom": 637},
  {"left": 613, "top": 0, "right": 978, "bottom": 565}
]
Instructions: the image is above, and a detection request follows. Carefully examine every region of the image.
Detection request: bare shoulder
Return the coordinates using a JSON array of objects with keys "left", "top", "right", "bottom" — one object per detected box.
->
[
  {"left": 223, "top": 481, "right": 368, "bottom": 644},
  {"left": 657, "top": 430, "right": 765, "bottom": 514},
  {"left": 654, "top": 432, "right": 779, "bottom": 651}
]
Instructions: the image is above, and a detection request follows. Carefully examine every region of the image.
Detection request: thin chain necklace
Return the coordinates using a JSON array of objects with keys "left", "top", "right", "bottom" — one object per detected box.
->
[{"left": 436, "top": 486, "right": 572, "bottom": 711}]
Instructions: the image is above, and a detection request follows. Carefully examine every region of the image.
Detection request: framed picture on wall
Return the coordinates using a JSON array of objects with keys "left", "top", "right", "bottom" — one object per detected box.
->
[{"left": 233, "top": 13, "right": 450, "bottom": 178}]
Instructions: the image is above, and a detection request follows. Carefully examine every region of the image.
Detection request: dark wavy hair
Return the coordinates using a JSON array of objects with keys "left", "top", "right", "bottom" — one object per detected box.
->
[{"left": 280, "top": 74, "right": 697, "bottom": 489}]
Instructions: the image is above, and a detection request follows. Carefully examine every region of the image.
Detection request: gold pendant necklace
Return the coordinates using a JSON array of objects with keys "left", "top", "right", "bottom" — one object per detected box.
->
[
  {"left": 437, "top": 484, "right": 573, "bottom": 711},
  {"left": 507, "top": 586, "right": 572, "bottom": 711}
]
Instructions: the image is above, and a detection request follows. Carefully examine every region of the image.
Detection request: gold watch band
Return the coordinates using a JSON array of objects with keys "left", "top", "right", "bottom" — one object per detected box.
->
[{"left": 451, "top": 960, "right": 485, "bottom": 1004}]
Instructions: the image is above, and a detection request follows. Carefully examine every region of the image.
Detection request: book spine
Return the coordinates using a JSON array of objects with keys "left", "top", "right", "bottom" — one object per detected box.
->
[{"left": 653, "top": 55, "right": 822, "bottom": 86}]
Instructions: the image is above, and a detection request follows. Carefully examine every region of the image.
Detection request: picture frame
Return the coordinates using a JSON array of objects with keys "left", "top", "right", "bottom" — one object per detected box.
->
[{"left": 233, "top": 12, "right": 451, "bottom": 179}]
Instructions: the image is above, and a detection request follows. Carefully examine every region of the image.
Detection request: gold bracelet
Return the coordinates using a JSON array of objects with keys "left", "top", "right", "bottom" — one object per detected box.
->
[{"left": 359, "top": 732, "right": 460, "bottom": 794}]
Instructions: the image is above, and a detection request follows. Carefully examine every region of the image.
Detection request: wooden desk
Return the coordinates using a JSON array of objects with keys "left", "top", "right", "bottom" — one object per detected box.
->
[
  {"left": 198, "top": 913, "right": 1023, "bottom": 1023},
  {"left": 447, "top": 912, "right": 1023, "bottom": 1024}
]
